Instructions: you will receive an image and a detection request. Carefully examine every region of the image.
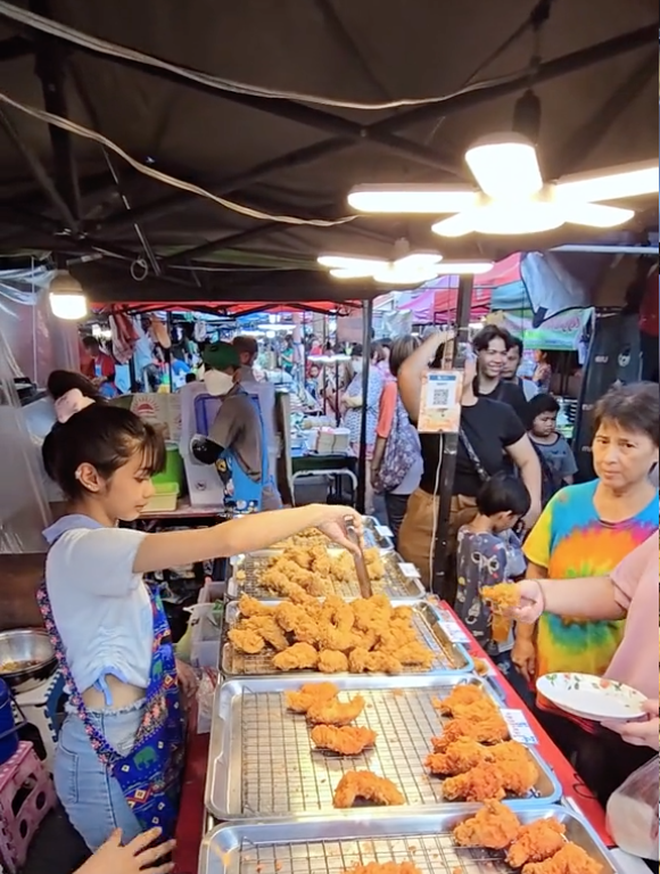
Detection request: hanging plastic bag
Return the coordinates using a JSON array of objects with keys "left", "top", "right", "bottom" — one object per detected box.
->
[{"left": 606, "top": 755, "right": 659, "bottom": 861}]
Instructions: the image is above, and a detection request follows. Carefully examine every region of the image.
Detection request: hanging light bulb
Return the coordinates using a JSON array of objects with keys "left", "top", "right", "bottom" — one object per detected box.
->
[
  {"left": 465, "top": 132, "right": 543, "bottom": 200},
  {"left": 348, "top": 184, "right": 479, "bottom": 214},
  {"left": 48, "top": 270, "right": 88, "bottom": 320}
]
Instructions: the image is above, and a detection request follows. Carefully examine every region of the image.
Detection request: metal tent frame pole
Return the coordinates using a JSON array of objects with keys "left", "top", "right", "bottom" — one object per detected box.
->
[
  {"left": 357, "top": 298, "right": 374, "bottom": 514},
  {"left": 431, "top": 275, "right": 474, "bottom": 598}
]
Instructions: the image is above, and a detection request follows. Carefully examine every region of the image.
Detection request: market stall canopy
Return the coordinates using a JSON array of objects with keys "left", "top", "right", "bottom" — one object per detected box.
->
[{"left": 0, "top": 0, "right": 655, "bottom": 305}]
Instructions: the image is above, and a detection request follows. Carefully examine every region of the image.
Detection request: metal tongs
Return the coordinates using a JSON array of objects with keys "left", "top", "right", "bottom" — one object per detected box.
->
[{"left": 344, "top": 515, "right": 372, "bottom": 598}]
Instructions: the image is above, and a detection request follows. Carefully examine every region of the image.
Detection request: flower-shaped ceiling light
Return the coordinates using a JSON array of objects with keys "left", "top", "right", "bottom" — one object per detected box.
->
[
  {"left": 347, "top": 134, "right": 658, "bottom": 237},
  {"left": 317, "top": 250, "right": 494, "bottom": 285}
]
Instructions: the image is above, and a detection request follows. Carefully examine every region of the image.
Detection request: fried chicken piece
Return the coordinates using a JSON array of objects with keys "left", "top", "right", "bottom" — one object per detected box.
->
[
  {"left": 237, "top": 594, "right": 275, "bottom": 618},
  {"left": 317, "top": 624, "right": 355, "bottom": 653},
  {"left": 333, "top": 771, "right": 405, "bottom": 808},
  {"left": 434, "top": 684, "right": 489, "bottom": 715},
  {"left": 453, "top": 800, "right": 522, "bottom": 850},
  {"left": 481, "top": 581, "right": 520, "bottom": 612},
  {"left": 342, "top": 863, "right": 422, "bottom": 874},
  {"left": 391, "top": 606, "right": 413, "bottom": 622},
  {"left": 507, "top": 818, "right": 567, "bottom": 868},
  {"left": 473, "top": 657, "right": 489, "bottom": 676},
  {"left": 272, "top": 642, "right": 319, "bottom": 672},
  {"left": 284, "top": 682, "right": 339, "bottom": 713},
  {"left": 242, "top": 616, "right": 289, "bottom": 651},
  {"left": 489, "top": 741, "right": 540, "bottom": 796},
  {"left": 349, "top": 648, "right": 402, "bottom": 675},
  {"left": 317, "top": 650, "right": 350, "bottom": 674},
  {"left": 390, "top": 641, "right": 434, "bottom": 670},
  {"left": 274, "top": 603, "right": 320, "bottom": 645},
  {"left": 227, "top": 628, "right": 266, "bottom": 655},
  {"left": 310, "top": 725, "right": 377, "bottom": 755},
  {"left": 432, "top": 712, "right": 509, "bottom": 750},
  {"left": 306, "top": 694, "right": 366, "bottom": 726},
  {"left": 522, "top": 843, "right": 602, "bottom": 874},
  {"left": 425, "top": 738, "right": 488, "bottom": 775},
  {"left": 363, "top": 547, "right": 385, "bottom": 580},
  {"left": 442, "top": 762, "right": 507, "bottom": 802}
]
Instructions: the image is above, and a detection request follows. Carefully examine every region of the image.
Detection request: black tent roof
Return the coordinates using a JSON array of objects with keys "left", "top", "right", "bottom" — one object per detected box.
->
[{"left": 0, "top": 0, "right": 656, "bottom": 303}]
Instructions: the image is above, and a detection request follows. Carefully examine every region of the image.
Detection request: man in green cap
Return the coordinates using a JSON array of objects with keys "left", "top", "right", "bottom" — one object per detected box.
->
[{"left": 193, "top": 341, "right": 281, "bottom": 511}]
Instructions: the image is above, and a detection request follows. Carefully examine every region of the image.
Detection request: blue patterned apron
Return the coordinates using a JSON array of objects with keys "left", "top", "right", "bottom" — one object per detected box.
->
[
  {"left": 38, "top": 517, "right": 186, "bottom": 838},
  {"left": 215, "top": 392, "right": 273, "bottom": 514}
]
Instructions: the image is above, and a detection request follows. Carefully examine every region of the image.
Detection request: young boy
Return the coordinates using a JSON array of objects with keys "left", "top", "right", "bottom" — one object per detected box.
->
[
  {"left": 526, "top": 393, "right": 578, "bottom": 505},
  {"left": 455, "top": 474, "right": 530, "bottom": 677}
]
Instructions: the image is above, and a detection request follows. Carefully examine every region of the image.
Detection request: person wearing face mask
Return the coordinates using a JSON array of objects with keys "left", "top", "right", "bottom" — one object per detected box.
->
[
  {"left": 193, "top": 342, "right": 281, "bottom": 513},
  {"left": 341, "top": 343, "right": 384, "bottom": 513}
]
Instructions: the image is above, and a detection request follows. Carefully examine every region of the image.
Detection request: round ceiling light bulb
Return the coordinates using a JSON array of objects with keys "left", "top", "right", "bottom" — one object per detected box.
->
[
  {"left": 48, "top": 270, "right": 88, "bottom": 320},
  {"left": 471, "top": 199, "right": 565, "bottom": 235},
  {"left": 466, "top": 132, "right": 543, "bottom": 200}
]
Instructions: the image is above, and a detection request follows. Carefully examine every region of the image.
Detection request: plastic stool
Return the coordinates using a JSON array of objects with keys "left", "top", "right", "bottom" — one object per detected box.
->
[
  {"left": 0, "top": 742, "right": 56, "bottom": 873},
  {"left": 13, "top": 672, "right": 66, "bottom": 772}
]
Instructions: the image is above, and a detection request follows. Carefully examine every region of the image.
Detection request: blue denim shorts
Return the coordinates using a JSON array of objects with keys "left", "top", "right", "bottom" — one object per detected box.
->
[{"left": 54, "top": 701, "right": 145, "bottom": 851}]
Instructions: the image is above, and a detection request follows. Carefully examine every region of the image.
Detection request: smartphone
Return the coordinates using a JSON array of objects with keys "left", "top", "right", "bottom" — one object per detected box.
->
[{"left": 454, "top": 341, "right": 475, "bottom": 368}]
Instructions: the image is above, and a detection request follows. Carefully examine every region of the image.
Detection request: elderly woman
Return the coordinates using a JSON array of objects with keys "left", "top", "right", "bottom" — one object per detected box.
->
[
  {"left": 513, "top": 531, "right": 658, "bottom": 808},
  {"left": 513, "top": 382, "right": 659, "bottom": 755},
  {"left": 397, "top": 330, "right": 542, "bottom": 596}
]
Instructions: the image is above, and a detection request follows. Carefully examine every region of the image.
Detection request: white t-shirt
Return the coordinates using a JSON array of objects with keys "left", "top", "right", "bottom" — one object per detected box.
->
[{"left": 45, "top": 523, "right": 153, "bottom": 701}]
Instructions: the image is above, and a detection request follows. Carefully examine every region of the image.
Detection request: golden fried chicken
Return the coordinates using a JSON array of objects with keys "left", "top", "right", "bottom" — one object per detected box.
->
[
  {"left": 390, "top": 641, "right": 434, "bottom": 670},
  {"left": 284, "top": 682, "right": 339, "bottom": 714},
  {"left": 425, "top": 738, "right": 488, "bottom": 775},
  {"left": 342, "top": 863, "right": 421, "bottom": 874},
  {"left": 306, "top": 694, "right": 366, "bottom": 726},
  {"left": 489, "top": 741, "right": 540, "bottom": 796},
  {"left": 507, "top": 818, "right": 567, "bottom": 868},
  {"left": 317, "top": 650, "right": 350, "bottom": 674},
  {"left": 227, "top": 628, "right": 266, "bottom": 655},
  {"left": 242, "top": 616, "right": 289, "bottom": 651},
  {"left": 434, "top": 684, "right": 490, "bottom": 716},
  {"left": 521, "top": 843, "right": 602, "bottom": 874},
  {"left": 310, "top": 725, "right": 377, "bottom": 755},
  {"left": 348, "top": 648, "right": 402, "bottom": 675},
  {"left": 481, "top": 581, "right": 520, "bottom": 612},
  {"left": 272, "top": 643, "right": 319, "bottom": 672},
  {"left": 333, "top": 771, "right": 405, "bottom": 808},
  {"left": 237, "top": 595, "right": 275, "bottom": 618},
  {"left": 274, "top": 603, "right": 320, "bottom": 645},
  {"left": 442, "top": 762, "right": 507, "bottom": 802},
  {"left": 317, "top": 625, "right": 355, "bottom": 653},
  {"left": 432, "top": 712, "right": 509, "bottom": 750},
  {"left": 453, "top": 800, "right": 522, "bottom": 850}
]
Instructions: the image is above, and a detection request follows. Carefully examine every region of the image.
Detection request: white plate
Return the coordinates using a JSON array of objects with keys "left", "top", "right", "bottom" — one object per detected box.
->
[{"left": 537, "top": 672, "right": 647, "bottom": 723}]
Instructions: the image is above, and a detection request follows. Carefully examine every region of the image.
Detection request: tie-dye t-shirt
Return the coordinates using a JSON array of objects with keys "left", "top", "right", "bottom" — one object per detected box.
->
[{"left": 524, "top": 480, "right": 658, "bottom": 692}]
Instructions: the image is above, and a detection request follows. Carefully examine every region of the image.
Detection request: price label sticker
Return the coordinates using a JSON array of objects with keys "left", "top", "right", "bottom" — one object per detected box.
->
[
  {"left": 501, "top": 708, "right": 538, "bottom": 745},
  {"left": 398, "top": 562, "right": 421, "bottom": 579},
  {"left": 375, "top": 524, "right": 394, "bottom": 538},
  {"left": 437, "top": 612, "right": 471, "bottom": 644}
]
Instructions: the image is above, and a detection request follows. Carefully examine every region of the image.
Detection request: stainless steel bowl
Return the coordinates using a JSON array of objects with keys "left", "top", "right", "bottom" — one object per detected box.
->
[{"left": 0, "top": 629, "right": 57, "bottom": 693}]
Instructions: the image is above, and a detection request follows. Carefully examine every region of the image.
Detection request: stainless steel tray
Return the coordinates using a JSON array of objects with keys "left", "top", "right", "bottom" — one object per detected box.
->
[
  {"left": 205, "top": 676, "right": 561, "bottom": 821},
  {"left": 227, "top": 551, "right": 424, "bottom": 601},
  {"left": 221, "top": 599, "right": 472, "bottom": 677},
  {"left": 199, "top": 808, "right": 622, "bottom": 874}
]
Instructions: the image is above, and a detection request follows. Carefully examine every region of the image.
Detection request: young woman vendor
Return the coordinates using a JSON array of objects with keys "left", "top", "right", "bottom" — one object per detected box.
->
[{"left": 41, "top": 373, "right": 363, "bottom": 853}]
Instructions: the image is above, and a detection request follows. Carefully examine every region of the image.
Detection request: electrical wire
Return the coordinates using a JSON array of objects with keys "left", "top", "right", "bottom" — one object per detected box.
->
[
  {"left": 0, "top": 0, "right": 536, "bottom": 112},
  {"left": 0, "top": 89, "right": 357, "bottom": 228}
]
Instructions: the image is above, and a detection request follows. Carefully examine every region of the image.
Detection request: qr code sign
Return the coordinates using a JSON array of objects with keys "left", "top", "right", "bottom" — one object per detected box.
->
[{"left": 431, "top": 385, "right": 450, "bottom": 407}]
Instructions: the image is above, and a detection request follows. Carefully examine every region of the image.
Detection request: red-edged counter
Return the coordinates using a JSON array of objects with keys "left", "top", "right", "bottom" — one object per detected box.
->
[{"left": 172, "top": 603, "right": 613, "bottom": 874}]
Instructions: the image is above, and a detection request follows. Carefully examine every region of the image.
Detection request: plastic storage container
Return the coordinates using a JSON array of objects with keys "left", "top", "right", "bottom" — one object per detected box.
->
[
  {"left": 152, "top": 442, "right": 185, "bottom": 490},
  {"left": 0, "top": 679, "right": 18, "bottom": 765},
  {"left": 190, "top": 581, "right": 226, "bottom": 670},
  {"left": 143, "top": 482, "right": 179, "bottom": 513}
]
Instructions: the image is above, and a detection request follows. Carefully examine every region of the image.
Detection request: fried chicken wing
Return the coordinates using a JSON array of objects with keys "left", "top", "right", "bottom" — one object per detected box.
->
[
  {"left": 521, "top": 842, "right": 602, "bottom": 874},
  {"left": 481, "top": 581, "right": 521, "bottom": 612},
  {"left": 425, "top": 737, "right": 488, "bottom": 775},
  {"left": 506, "top": 818, "right": 567, "bottom": 868},
  {"left": 227, "top": 628, "right": 266, "bottom": 655},
  {"left": 453, "top": 800, "right": 522, "bottom": 850},
  {"left": 442, "top": 762, "right": 507, "bottom": 802},
  {"left": 432, "top": 712, "right": 509, "bottom": 750},
  {"left": 237, "top": 595, "right": 275, "bottom": 618},
  {"left": 434, "top": 684, "right": 491, "bottom": 716},
  {"left": 306, "top": 694, "right": 366, "bottom": 726},
  {"left": 341, "top": 863, "right": 422, "bottom": 874},
  {"left": 489, "top": 741, "right": 540, "bottom": 795},
  {"left": 272, "top": 642, "right": 319, "bottom": 672},
  {"left": 243, "top": 616, "right": 290, "bottom": 652},
  {"left": 317, "top": 650, "right": 350, "bottom": 674},
  {"left": 333, "top": 771, "right": 405, "bottom": 808},
  {"left": 310, "top": 725, "right": 377, "bottom": 755},
  {"left": 284, "top": 682, "right": 339, "bottom": 713},
  {"left": 348, "top": 648, "right": 402, "bottom": 675}
]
